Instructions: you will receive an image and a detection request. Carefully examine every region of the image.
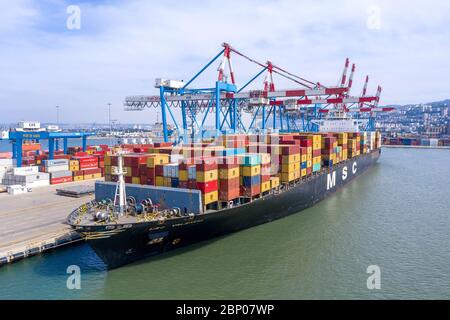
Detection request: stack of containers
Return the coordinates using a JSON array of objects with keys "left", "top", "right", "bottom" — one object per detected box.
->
[
  {"left": 73, "top": 156, "right": 101, "bottom": 181},
  {"left": 238, "top": 153, "right": 261, "bottom": 197},
  {"left": 336, "top": 133, "right": 348, "bottom": 161},
  {"left": 260, "top": 153, "right": 271, "bottom": 193},
  {"left": 280, "top": 145, "right": 300, "bottom": 183},
  {"left": 311, "top": 134, "right": 322, "bottom": 173},
  {"left": 360, "top": 132, "right": 368, "bottom": 154},
  {"left": 196, "top": 158, "right": 218, "bottom": 206},
  {"left": 163, "top": 163, "right": 179, "bottom": 187},
  {"left": 321, "top": 136, "right": 337, "bottom": 167},
  {"left": 122, "top": 154, "right": 151, "bottom": 184},
  {"left": 299, "top": 136, "right": 313, "bottom": 176},
  {"left": 375, "top": 132, "right": 382, "bottom": 149},
  {"left": 148, "top": 154, "right": 169, "bottom": 187},
  {"left": 2, "top": 166, "right": 50, "bottom": 188},
  {"left": 218, "top": 156, "right": 240, "bottom": 202},
  {"left": 347, "top": 133, "right": 361, "bottom": 157},
  {"left": 42, "top": 159, "right": 72, "bottom": 184}
]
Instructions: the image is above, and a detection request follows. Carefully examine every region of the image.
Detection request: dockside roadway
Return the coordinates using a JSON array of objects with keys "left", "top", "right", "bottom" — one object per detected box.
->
[{"left": 0, "top": 180, "right": 97, "bottom": 266}]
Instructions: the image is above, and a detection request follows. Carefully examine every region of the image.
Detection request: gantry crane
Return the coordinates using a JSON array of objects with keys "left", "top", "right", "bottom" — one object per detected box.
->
[{"left": 124, "top": 43, "right": 393, "bottom": 142}]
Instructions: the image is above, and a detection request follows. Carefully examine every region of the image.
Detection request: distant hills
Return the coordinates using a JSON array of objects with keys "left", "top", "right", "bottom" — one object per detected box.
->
[{"left": 383, "top": 99, "right": 450, "bottom": 109}]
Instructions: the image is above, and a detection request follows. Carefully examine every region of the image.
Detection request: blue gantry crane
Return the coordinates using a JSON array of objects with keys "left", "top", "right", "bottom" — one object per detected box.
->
[{"left": 124, "top": 43, "right": 391, "bottom": 142}]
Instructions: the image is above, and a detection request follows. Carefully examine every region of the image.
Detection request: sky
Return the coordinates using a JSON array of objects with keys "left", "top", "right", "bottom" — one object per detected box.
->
[{"left": 0, "top": 0, "right": 449, "bottom": 124}]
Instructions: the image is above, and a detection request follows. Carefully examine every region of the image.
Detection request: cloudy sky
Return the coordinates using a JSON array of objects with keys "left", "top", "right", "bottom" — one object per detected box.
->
[{"left": 1, "top": 0, "right": 449, "bottom": 124}]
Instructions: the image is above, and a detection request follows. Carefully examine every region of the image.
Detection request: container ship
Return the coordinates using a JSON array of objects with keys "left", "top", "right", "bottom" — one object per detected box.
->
[{"left": 67, "top": 130, "right": 382, "bottom": 269}]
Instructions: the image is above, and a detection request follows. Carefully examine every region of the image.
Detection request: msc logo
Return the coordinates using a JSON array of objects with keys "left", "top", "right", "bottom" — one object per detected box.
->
[{"left": 327, "top": 161, "right": 357, "bottom": 190}]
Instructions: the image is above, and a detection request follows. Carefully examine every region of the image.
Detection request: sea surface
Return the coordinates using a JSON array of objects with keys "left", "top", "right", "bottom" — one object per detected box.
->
[{"left": 1, "top": 148, "right": 450, "bottom": 299}]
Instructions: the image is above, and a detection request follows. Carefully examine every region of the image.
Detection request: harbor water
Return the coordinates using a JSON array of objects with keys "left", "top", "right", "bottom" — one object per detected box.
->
[{"left": 0, "top": 147, "right": 449, "bottom": 299}]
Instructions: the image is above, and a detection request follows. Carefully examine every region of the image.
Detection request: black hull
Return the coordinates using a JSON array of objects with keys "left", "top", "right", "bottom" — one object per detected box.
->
[{"left": 77, "top": 150, "right": 380, "bottom": 269}]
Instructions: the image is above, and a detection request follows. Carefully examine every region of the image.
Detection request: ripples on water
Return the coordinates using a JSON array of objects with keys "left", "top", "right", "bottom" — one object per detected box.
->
[{"left": 1, "top": 148, "right": 449, "bottom": 299}]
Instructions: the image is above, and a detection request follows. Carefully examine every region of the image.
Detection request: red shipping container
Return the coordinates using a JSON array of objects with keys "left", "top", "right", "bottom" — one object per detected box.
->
[
  {"left": 51, "top": 176, "right": 73, "bottom": 185},
  {"left": 218, "top": 157, "right": 239, "bottom": 168},
  {"left": 146, "top": 167, "right": 156, "bottom": 179},
  {"left": 178, "top": 181, "right": 189, "bottom": 189},
  {"left": 73, "top": 170, "right": 84, "bottom": 177},
  {"left": 123, "top": 154, "right": 151, "bottom": 167},
  {"left": 154, "top": 142, "right": 173, "bottom": 148},
  {"left": 83, "top": 168, "right": 102, "bottom": 175},
  {"left": 306, "top": 167, "right": 312, "bottom": 175},
  {"left": 196, "top": 157, "right": 218, "bottom": 171},
  {"left": 131, "top": 166, "right": 140, "bottom": 177},
  {"left": 261, "top": 174, "right": 270, "bottom": 182},
  {"left": 240, "top": 184, "right": 261, "bottom": 197},
  {"left": 188, "top": 179, "right": 197, "bottom": 189},
  {"left": 196, "top": 180, "right": 218, "bottom": 193},
  {"left": 219, "top": 189, "right": 240, "bottom": 201},
  {"left": 300, "top": 139, "right": 312, "bottom": 147},
  {"left": 155, "top": 165, "right": 164, "bottom": 176},
  {"left": 125, "top": 177, "right": 132, "bottom": 183},
  {"left": 140, "top": 176, "right": 147, "bottom": 184},
  {"left": 281, "top": 145, "right": 300, "bottom": 155},
  {"left": 313, "top": 149, "right": 321, "bottom": 157},
  {"left": 219, "top": 178, "right": 239, "bottom": 191}
]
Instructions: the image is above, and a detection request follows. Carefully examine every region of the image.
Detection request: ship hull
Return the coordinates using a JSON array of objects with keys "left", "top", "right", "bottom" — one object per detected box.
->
[{"left": 75, "top": 150, "right": 380, "bottom": 269}]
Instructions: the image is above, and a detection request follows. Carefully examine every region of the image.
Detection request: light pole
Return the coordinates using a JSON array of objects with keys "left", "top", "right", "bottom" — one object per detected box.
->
[
  {"left": 108, "top": 103, "right": 112, "bottom": 136},
  {"left": 56, "top": 106, "right": 60, "bottom": 125}
]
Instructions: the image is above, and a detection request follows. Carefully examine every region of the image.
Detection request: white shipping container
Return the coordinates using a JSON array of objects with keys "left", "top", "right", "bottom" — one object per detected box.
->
[
  {"left": 45, "top": 165, "right": 69, "bottom": 173},
  {"left": 13, "top": 166, "right": 39, "bottom": 175},
  {"left": 0, "top": 158, "right": 16, "bottom": 167},
  {"left": 430, "top": 139, "right": 439, "bottom": 147},
  {"left": 170, "top": 154, "right": 184, "bottom": 163},
  {"left": 7, "top": 185, "right": 29, "bottom": 195}
]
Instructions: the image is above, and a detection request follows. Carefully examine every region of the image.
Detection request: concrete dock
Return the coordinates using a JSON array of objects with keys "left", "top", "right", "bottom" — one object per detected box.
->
[{"left": 0, "top": 180, "right": 97, "bottom": 266}]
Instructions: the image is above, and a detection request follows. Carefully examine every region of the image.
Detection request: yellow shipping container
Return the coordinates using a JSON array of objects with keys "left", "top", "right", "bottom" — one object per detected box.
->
[
  {"left": 147, "top": 154, "right": 170, "bottom": 168},
  {"left": 307, "top": 154, "right": 312, "bottom": 162},
  {"left": 241, "top": 165, "right": 261, "bottom": 177},
  {"left": 281, "top": 163, "right": 299, "bottom": 173},
  {"left": 104, "top": 155, "right": 111, "bottom": 166},
  {"left": 124, "top": 166, "right": 132, "bottom": 177},
  {"left": 155, "top": 176, "right": 164, "bottom": 186},
  {"left": 282, "top": 154, "right": 300, "bottom": 164},
  {"left": 69, "top": 165, "right": 79, "bottom": 171},
  {"left": 301, "top": 154, "right": 307, "bottom": 163},
  {"left": 313, "top": 142, "right": 321, "bottom": 150},
  {"left": 301, "top": 168, "right": 307, "bottom": 177},
  {"left": 132, "top": 177, "right": 141, "bottom": 184},
  {"left": 294, "top": 170, "right": 301, "bottom": 180},
  {"left": 73, "top": 175, "right": 84, "bottom": 181},
  {"left": 261, "top": 181, "right": 271, "bottom": 193},
  {"left": 219, "top": 168, "right": 239, "bottom": 180},
  {"left": 270, "top": 176, "right": 280, "bottom": 189},
  {"left": 197, "top": 170, "right": 218, "bottom": 182},
  {"left": 281, "top": 171, "right": 296, "bottom": 182},
  {"left": 202, "top": 191, "right": 218, "bottom": 205},
  {"left": 313, "top": 156, "right": 321, "bottom": 165},
  {"left": 85, "top": 173, "right": 102, "bottom": 180},
  {"left": 179, "top": 170, "right": 188, "bottom": 181},
  {"left": 307, "top": 160, "right": 312, "bottom": 168},
  {"left": 163, "top": 177, "right": 171, "bottom": 187},
  {"left": 307, "top": 146, "right": 312, "bottom": 154},
  {"left": 312, "top": 134, "right": 321, "bottom": 145},
  {"left": 69, "top": 160, "right": 79, "bottom": 167}
]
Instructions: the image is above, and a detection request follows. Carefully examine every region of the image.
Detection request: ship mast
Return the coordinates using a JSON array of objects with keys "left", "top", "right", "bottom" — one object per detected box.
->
[{"left": 113, "top": 151, "right": 127, "bottom": 216}]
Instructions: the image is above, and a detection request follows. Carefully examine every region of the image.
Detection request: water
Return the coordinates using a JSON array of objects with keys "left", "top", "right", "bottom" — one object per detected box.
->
[
  {"left": 0, "top": 138, "right": 116, "bottom": 153},
  {"left": 1, "top": 148, "right": 450, "bottom": 299}
]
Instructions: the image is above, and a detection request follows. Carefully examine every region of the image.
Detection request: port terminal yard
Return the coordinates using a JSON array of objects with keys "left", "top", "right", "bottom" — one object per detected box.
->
[{"left": 0, "top": 180, "right": 97, "bottom": 266}]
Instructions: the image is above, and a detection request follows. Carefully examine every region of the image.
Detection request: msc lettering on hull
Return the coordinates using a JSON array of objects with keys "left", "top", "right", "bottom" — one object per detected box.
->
[{"left": 327, "top": 161, "right": 358, "bottom": 190}]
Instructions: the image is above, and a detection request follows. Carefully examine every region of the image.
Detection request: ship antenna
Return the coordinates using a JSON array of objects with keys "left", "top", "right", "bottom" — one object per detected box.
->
[{"left": 113, "top": 150, "right": 127, "bottom": 216}]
